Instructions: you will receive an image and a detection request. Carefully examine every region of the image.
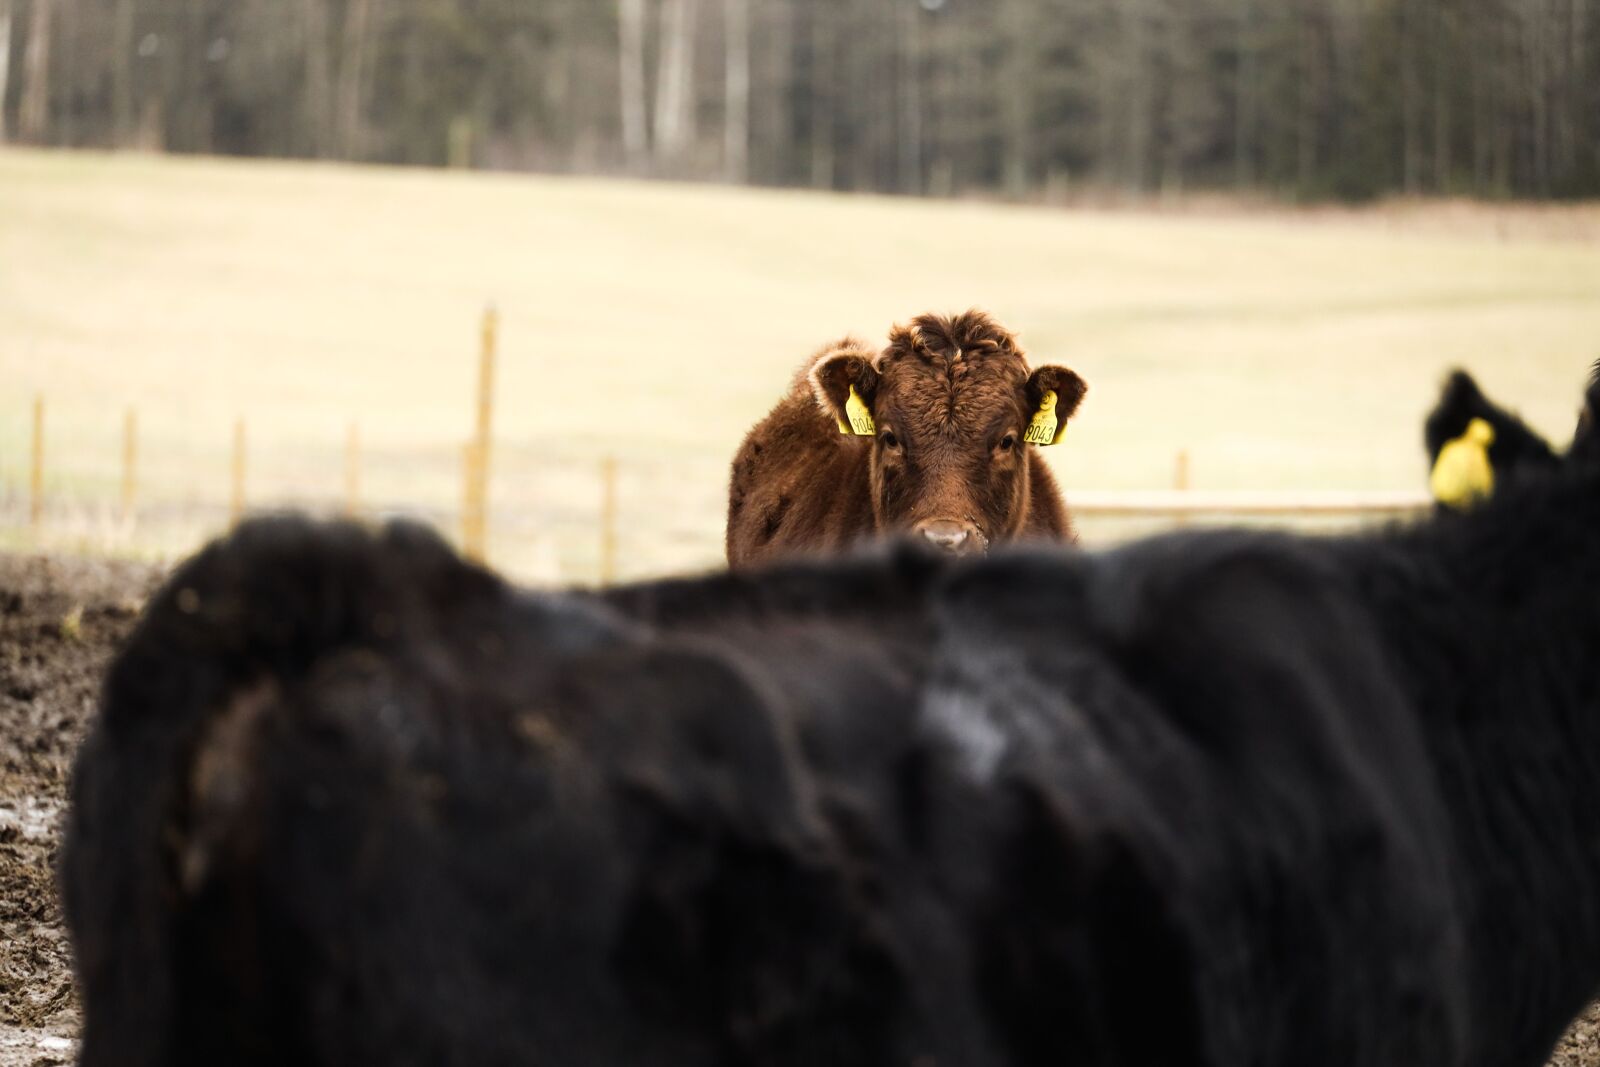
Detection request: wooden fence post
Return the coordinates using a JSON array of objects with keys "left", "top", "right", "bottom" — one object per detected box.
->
[
  {"left": 344, "top": 421, "right": 361, "bottom": 518},
  {"left": 476, "top": 304, "right": 497, "bottom": 448},
  {"left": 230, "top": 418, "right": 247, "bottom": 527},
  {"left": 470, "top": 304, "right": 497, "bottom": 559},
  {"left": 461, "top": 440, "right": 485, "bottom": 562},
  {"left": 121, "top": 408, "right": 138, "bottom": 526},
  {"left": 599, "top": 455, "right": 618, "bottom": 585},
  {"left": 29, "top": 395, "right": 43, "bottom": 531},
  {"left": 1173, "top": 448, "right": 1191, "bottom": 528}
]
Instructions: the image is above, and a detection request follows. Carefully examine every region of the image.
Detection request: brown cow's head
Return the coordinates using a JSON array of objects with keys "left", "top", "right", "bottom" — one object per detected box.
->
[{"left": 809, "top": 310, "right": 1086, "bottom": 556}]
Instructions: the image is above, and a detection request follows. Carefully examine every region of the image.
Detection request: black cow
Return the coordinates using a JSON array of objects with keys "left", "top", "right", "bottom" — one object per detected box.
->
[
  {"left": 63, "top": 454, "right": 1600, "bottom": 1066},
  {"left": 1424, "top": 365, "right": 1600, "bottom": 492}
]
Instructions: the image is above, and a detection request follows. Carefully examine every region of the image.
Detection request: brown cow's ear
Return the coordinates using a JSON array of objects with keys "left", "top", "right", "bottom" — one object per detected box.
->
[
  {"left": 1023, "top": 365, "right": 1087, "bottom": 447},
  {"left": 1026, "top": 365, "right": 1087, "bottom": 419},
  {"left": 808, "top": 340, "right": 881, "bottom": 436}
]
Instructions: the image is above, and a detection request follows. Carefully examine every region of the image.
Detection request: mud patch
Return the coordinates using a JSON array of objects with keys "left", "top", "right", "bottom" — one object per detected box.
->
[
  {"left": 0, "top": 553, "right": 158, "bottom": 1065},
  {"left": 1555, "top": 1003, "right": 1600, "bottom": 1067}
]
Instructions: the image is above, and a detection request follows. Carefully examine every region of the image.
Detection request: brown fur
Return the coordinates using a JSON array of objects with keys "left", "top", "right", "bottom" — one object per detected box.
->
[{"left": 727, "top": 310, "right": 1086, "bottom": 567}]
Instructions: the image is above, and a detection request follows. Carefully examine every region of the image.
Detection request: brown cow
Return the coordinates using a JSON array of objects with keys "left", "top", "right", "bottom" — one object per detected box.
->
[{"left": 726, "top": 310, "right": 1086, "bottom": 566}]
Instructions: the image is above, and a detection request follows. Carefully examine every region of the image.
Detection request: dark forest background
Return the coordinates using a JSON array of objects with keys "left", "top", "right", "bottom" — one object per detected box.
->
[{"left": 1, "top": 0, "right": 1596, "bottom": 201}]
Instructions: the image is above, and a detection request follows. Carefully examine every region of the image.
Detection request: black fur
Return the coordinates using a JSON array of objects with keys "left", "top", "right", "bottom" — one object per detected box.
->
[{"left": 63, "top": 457, "right": 1600, "bottom": 1065}]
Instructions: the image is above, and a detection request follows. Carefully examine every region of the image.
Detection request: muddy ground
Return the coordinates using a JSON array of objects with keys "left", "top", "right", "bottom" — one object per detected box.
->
[
  {"left": 0, "top": 553, "right": 158, "bottom": 1067},
  {"left": 0, "top": 550, "right": 1597, "bottom": 1065}
]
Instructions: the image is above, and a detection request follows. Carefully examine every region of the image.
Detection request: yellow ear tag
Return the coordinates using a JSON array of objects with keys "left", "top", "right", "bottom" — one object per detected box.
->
[
  {"left": 845, "top": 385, "right": 876, "bottom": 437},
  {"left": 1024, "top": 390, "right": 1065, "bottom": 446},
  {"left": 1430, "top": 417, "right": 1496, "bottom": 507}
]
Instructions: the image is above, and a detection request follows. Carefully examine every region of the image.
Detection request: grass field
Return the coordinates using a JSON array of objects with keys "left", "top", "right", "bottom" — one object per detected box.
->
[{"left": 3, "top": 147, "right": 1599, "bottom": 581}]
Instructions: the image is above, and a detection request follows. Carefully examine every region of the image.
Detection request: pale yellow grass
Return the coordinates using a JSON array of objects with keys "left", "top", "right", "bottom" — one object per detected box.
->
[{"left": 2, "top": 148, "right": 1598, "bottom": 581}]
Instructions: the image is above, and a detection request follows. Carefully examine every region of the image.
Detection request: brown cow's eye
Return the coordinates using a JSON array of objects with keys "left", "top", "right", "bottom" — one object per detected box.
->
[
  {"left": 880, "top": 430, "right": 900, "bottom": 449},
  {"left": 998, "top": 434, "right": 1016, "bottom": 453}
]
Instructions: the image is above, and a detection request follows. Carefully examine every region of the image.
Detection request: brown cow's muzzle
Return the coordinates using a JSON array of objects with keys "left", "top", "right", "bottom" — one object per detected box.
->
[{"left": 915, "top": 519, "right": 985, "bottom": 557}]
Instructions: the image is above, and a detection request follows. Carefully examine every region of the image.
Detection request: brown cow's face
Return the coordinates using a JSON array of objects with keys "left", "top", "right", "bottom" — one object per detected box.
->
[{"left": 810, "top": 311, "right": 1086, "bottom": 556}]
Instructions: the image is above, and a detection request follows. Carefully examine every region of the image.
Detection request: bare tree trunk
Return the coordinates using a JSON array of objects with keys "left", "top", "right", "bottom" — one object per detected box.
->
[
  {"left": 0, "top": 0, "right": 12, "bottom": 142},
  {"left": 179, "top": 0, "right": 210, "bottom": 153},
  {"left": 108, "top": 0, "right": 134, "bottom": 145},
  {"left": 810, "top": 4, "right": 834, "bottom": 189},
  {"left": 1573, "top": 0, "right": 1593, "bottom": 189},
  {"left": 302, "top": 0, "right": 332, "bottom": 157},
  {"left": 1234, "top": 0, "right": 1256, "bottom": 188},
  {"left": 51, "top": 0, "right": 74, "bottom": 144},
  {"left": 1124, "top": 2, "right": 1151, "bottom": 192},
  {"left": 19, "top": 0, "right": 52, "bottom": 142},
  {"left": 335, "top": 0, "right": 374, "bottom": 159},
  {"left": 1432, "top": 4, "right": 1450, "bottom": 193},
  {"left": 1469, "top": 12, "right": 1489, "bottom": 193},
  {"left": 1091, "top": 1, "right": 1117, "bottom": 189},
  {"left": 620, "top": 0, "right": 649, "bottom": 167},
  {"left": 748, "top": 0, "right": 784, "bottom": 185},
  {"left": 722, "top": 0, "right": 748, "bottom": 182},
  {"left": 654, "top": 0, "right": 697, "bottom": 161},
  {"left": 1493, "top": 5, "right": 1513, "bottom": 195},
  {"left": 898, "top": 2, "right": 922, "bottom": 194},
  {"left": 999, "top": 0, "right": 1032, "bottom": 197},
  {"left": 1157, "top": 2, "right": 1183, "bottom": 197},
  {"left": 1401, "top": 3, "right": 1427, "bottom": 195},
  {"left": 1523, "top": 6, "right": 1549, "bottom": 194},
  {"left": 1296, "top": 16, "right": 1315, "bottom": 193}
]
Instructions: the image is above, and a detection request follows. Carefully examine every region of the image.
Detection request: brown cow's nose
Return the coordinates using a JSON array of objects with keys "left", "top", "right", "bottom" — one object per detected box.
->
[{"left": 916, "top": 520, "right": 981, "bottom": 556}]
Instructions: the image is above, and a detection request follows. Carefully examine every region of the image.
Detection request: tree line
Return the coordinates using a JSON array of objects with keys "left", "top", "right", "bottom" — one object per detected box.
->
[{"left": 2, "top": 0, "right": 1595, "bottom": 201}]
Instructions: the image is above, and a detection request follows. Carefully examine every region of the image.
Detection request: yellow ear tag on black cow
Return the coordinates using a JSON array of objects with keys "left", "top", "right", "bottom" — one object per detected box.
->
[
  {"left": 1024, "top": 390, "right": 1066, "bottom": 446},
  {"left": 1430, "top": 417, "right": 1496, "bottom": 507},
  {"left": 845, "top": 385, "right": 876, "bottom": 437}
]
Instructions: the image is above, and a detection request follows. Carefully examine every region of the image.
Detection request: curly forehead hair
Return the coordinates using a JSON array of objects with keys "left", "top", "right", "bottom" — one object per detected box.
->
[
  {"left": 881, "top": 310, "right": 1024, "bottom": 369},
  {"left": 872, "top": 312, "right": 1036, "bottom": 434}
]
